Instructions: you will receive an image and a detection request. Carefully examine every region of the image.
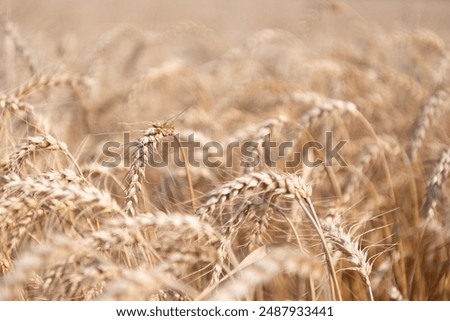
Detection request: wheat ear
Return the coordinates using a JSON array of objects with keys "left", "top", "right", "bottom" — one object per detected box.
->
[
  {"left": 422, "top": 147, "right": 450, "bottom": 220},
  {"left": 1, "top": 19, "right": 37, "bottom": 76},
  {"left": 408, "top": 90, "right": 449, "bottom": 161},
  {"left": 321, "top": 219, "right": 374, "bottom": 300},
  {"left": 11, "top": 74, "right": 91, "bottom": 99},
  {"left": 195, "top": 171, "right": 342, "bottom": 299},
  {"left": 1, "top": 135, "right": 81, "bottom": 175},
  {"left": 124, "top": 123, "right": 174, "bottom": 216}
]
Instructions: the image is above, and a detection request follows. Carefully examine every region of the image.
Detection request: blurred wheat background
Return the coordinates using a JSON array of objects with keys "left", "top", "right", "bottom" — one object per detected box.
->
[{"left": 0, "top": 0, "right": 449, "bottom": 300}]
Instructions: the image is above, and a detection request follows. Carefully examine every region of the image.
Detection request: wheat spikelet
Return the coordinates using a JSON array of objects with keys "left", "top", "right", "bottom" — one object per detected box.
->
[
  {"left": 0, "top": 236, "right": 91, "bottom": 300},
  {"left": 0, "top": 94, "right": 48, "bottom": 133},
  {"left": 195, "top": 171, "right": 342, "bottom": 299},
  {"left": 1, "top": 135, "right": 77, "bottom": 174},
  {"left": 87, "top": 23, "right": 149, "bottom": 99},
  {"left": 300, "top": 97, "right": 358, "bottom": 128},
  {"left": 0, "top": 94, "right": 34, "bottom": 115},
  {"left": 422, "top": 147, "right": 450, "bottom": 220},
  {"left": 102, "top": 212, "right": 219, "bottom": 247},
  {"left": 267, "top": 90, "right": 359, "bottom": 128},
  {"left": 0, "top": 172, "right": 122, "bottom": 262},
  {"left": 342, "top": 143, "right": 380, "bottom": 202},
  {"left": 0, "top": 94, "right": 33, "bottom": 127},
  {"left": 321, "top": 219, "right": 374, "bottom": 300},
  {"left": 0, "top": 173, "right": 120, "bottom": 214},
  {"left": 195, "top": 171, "right": 311, "bottom": 223},
  {"left": 408, "top": 90, "right": 449, "bottom": 160},
  {"left": 158, "top": 288, "right": 192, "bottom": 301},
  {"left": 39, "top": 255, "right": 121, "bottom": 300},
  {"left": 224, "top": 115, "right": 288, "bottom": 144},
  {"left": 195, "top": 172, "right": 312, "bottom": 285},
  {"left": 220, "top": 28, "right": 301, "bottom": 64},
  {"left": 123, "top": 123, "right": 174, "bottom": 216},
  {"left": 388, "top": 285, "right": 405, "bottom": 301},
  {"left": 1, "top": 20, "right": 38, "bottom": 76},
  {"left": 11, "top": 73, "right": 91, "bottom": 99}
]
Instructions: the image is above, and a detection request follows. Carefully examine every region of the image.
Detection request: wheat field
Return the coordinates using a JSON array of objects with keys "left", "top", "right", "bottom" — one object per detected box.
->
[{"left": 0, "top": 0, "right": 449, "bottom": 301}]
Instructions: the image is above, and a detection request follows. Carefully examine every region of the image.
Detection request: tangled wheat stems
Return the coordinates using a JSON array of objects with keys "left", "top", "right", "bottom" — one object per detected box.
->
[{"left": 196, "top": 171, "right": 343, "bottom": 300}]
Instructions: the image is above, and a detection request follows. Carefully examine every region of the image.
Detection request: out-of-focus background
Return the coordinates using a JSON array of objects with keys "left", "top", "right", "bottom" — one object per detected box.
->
[{"left": 3, "top": 0, "right": 450, "bottom": 44}]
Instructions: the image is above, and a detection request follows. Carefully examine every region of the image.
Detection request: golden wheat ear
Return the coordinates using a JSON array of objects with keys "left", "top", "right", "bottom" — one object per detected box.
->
[
  {"left": 123, "top": 122, "right": 174, "bottom": 216},
  {"left": 422, "top": 147, "right": 450, "bottom": 220}
]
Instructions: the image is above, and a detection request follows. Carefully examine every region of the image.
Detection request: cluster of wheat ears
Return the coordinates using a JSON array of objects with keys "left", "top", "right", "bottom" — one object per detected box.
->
[{"left": 0, "top": 1, "right": 449, "bottom": 301}]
